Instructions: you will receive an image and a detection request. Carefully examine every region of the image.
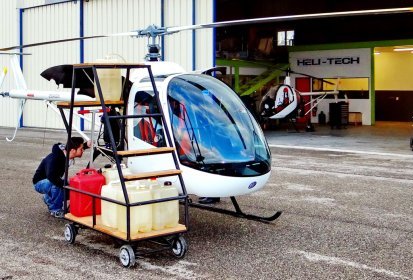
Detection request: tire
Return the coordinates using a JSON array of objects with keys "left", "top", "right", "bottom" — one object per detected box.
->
[
  {"left": 119, "top": 245, "right": 136, "bottom": 268},
  {"left": 171, "top": 236, "right": 188, "bottom": 259},
  {"left": 64, "top": 223, "right": 77, "bottom": 244}
]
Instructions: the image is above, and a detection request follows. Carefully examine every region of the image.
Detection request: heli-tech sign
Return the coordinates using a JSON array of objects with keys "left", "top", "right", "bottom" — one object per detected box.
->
[{"left": 290, "top": 48, "right": 371, "bottom": 78}]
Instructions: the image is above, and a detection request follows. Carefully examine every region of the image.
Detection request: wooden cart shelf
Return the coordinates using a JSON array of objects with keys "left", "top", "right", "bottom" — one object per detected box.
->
[{"left": 65, "top": 213, "right": 187, "bottom": 241}]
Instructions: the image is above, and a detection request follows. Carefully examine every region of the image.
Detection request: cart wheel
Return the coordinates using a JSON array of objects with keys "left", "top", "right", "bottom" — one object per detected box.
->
[
  {"left": 171, "top": 236, "right": 188, "bottom": 258},
  {"left": 119, "top": 245, "right": 136, "bottom": 268},
  {"left": 64, "top": 223, "right": 77, "bottom": 244}
]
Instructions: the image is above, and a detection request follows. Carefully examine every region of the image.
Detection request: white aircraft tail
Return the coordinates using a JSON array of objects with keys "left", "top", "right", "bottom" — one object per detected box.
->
[
  {"left": 0, "top": 67, "right": 7, "bottom": 89},
  {"left": 0, "top": 55, "right": 27, "bottom": 142},
  {"left": 1, "top": 54, "right": 96, "bottom": 142},
  {"left": 10, "top": 55, "right": 27, "bottom": 90}
]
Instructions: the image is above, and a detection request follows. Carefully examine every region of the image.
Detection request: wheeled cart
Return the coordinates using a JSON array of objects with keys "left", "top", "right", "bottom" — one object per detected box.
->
[
  {"left": 57, "top": 63, "right": 189, "bottom": 267},
  {"left": 64, "top": 213, "right": 188, "bottom": 267}
]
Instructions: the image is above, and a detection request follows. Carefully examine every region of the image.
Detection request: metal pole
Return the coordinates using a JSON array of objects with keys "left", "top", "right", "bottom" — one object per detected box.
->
[{"left": 89, "top": 110, "right": 95, "bottom": 168}]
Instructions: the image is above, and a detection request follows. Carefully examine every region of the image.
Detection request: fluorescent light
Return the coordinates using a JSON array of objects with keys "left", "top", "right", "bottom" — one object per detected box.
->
[
  {"left": 394, "top": 47, "right": 413, "bottom": 52},
  {"left": 374, "top": 52, "right": 381, "bottom": 55}
]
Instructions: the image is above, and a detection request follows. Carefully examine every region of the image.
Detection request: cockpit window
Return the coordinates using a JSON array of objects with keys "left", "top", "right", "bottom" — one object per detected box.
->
[
  {"left": 133, "top": 90, "right": 165, "bottom": 147},
  {"left": 167, "top": 74, "right": 271, "bottom": 177}
]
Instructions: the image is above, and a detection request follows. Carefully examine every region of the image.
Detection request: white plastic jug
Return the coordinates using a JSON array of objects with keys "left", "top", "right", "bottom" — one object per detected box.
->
[
  {"left": 100, "top": 181, "right": 138, "bottom": 229},
  {"left": 94, "top": 55, "right": 122, "bottom": 101},
  {"left": 117, "top": 184, "right": 153, "bottom": 234},
  {"left": 101, "top": 164, "right": 132, "bottom": 184},
  {"left": 151, "top": 181, "right": 179, "bottom": 230}
]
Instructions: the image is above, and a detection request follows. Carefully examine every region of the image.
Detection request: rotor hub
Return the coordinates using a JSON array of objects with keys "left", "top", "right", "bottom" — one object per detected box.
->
[{"left": 135, "top": 25, "right": 177, "bottom": 61}]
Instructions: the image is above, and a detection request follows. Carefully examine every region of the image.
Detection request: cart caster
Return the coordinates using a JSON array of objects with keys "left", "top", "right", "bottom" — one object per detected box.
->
[
  {"left": 119, "top": 245, "right": 136, "bottom": 268},
  {"left": 64, "top": 223, "right": 77, "bottom": 244},
  {"left": 171, "top": 236, "right": 188, "bottom": 259}
]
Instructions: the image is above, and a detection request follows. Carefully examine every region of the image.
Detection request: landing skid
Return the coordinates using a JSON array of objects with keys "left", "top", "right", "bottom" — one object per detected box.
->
[{"left": 188, "top": 196, "right": 282, "bottom": 223}]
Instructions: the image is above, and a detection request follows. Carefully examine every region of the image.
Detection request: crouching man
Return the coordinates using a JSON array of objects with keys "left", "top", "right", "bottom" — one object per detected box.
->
[{"left": 32, "top": 137, "right": 90, "bottom": 218}]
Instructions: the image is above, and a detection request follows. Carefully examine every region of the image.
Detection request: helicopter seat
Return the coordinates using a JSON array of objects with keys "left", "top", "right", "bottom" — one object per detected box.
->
[
  {"left": 177, "top": 119, "right": 191, "bottom": 157},
  {"left": 133, "top": 103, "right": 158, "bottom": 146},
  {"left": 101, "top": 107, "right": 121, "bottom": 148},
  {"left": 136, "top": 119, "right": 157, "bottom": 145}
]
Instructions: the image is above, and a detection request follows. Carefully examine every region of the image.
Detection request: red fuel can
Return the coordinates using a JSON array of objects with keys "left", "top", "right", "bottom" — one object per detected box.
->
[{"left": 69, "top": 168, "right": 105, "bottom": 217}]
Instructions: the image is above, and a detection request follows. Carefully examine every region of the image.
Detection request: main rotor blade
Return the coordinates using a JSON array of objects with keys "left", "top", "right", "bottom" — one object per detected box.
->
[
  {"left": 0, "top": 32, "right": 138, "bottom": 51},
  {"left": 0, "top": 7, "right": 411, "bottom": 51},
  {"left": 167, "top": 7, "right": 413, "bottom": 33},
  {"left": 0, "top": 51, "right": 31, "bottom": 55}
]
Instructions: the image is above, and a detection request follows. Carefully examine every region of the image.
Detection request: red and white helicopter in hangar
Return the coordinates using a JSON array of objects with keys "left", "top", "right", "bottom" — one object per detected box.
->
[
  {"left": 0, "top": 7, "right": 410, "bottom": 222},
  {"left": 259, "top": 72, "right": 340, "bottom": 123}
]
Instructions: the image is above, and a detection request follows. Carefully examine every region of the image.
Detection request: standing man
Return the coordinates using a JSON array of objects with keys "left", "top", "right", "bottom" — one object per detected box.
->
[{"left": 33, "top": 137, "right": 90, "bottom": 218}]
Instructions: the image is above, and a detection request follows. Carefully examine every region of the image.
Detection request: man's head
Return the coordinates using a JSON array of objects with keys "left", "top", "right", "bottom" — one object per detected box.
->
[{"left": 67, "top": 137, "right": 85, "bottom": 159}]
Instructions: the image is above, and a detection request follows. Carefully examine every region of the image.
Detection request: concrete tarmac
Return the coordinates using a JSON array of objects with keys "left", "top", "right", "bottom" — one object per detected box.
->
[{"left": 0, "top": 124, "right": 412, "bottom": 279}]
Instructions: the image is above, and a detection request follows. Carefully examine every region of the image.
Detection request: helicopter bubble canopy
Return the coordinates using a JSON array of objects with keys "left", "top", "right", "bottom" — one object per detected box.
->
[{"left": 167, "top": 74, "right": 271, "bottom": 177}]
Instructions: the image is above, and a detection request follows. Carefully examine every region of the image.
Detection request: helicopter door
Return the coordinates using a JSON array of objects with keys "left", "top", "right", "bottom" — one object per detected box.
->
[{"left": 132, "top": 90, "right": 164, "bottom": 147}]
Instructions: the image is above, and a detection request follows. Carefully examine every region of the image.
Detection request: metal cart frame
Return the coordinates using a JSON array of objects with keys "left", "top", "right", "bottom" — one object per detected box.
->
[{"left": 57, "top": 63, "right": 189, "bottom": 267}]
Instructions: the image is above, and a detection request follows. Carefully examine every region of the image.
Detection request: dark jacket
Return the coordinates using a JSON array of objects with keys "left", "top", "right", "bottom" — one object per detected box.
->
[{"left": 32, "top": 143, "right": 67, "bottom": 188}]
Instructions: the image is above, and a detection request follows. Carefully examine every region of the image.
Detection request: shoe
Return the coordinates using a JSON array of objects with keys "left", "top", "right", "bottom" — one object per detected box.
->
[
  {"left": 198, "top": 197, "right": 220, "bottom": 204},
  {"left": 50, "top": 209, "right": 65, "bottom": 219}
]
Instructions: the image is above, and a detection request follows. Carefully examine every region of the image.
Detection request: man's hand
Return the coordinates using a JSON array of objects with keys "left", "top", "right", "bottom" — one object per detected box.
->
[
  {"left": 86, "top": 140, "right": 92, "bottom": 148},
  {"left": 83, "top": 140, "right": 92, "bottom": 150}
]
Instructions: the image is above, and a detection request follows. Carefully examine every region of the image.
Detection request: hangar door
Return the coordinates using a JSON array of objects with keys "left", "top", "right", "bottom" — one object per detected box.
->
[{"left": 374, "top": 50, "right": 413, "bottom": 122}]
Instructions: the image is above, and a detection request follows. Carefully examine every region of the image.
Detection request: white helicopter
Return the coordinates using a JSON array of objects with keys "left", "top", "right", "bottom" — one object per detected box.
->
[
  {"left": 0, "top": 7, "right": 410, "bottom": 222},
  {"left": 259, "top": 72, "right": 340, "bottom": 121}
]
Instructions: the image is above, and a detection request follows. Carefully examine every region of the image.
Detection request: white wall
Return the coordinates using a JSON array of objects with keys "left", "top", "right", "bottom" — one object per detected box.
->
[
  {"left": 195, "top": 0, "right": 214, "bottom": 70},
  {"left": 290, "top": 49, "right": 372, "bottom": 125},
  {"left": 83, "top": 0, "right": 161, "bottom": 63},
  {"left": 22, "top": 2, "right": 80, "bottom": 129},
  {"left": 163, "top": 0, "right": 193, "bottom": 71},
  {"left": 0, "top": 0, "right": 214, "bottom": 129},
  {"left": 0, "top": 1, "right": 20, "bottom": 128},
  {"left": 163, "top": 0, "right": 214, "bottom": 71}
]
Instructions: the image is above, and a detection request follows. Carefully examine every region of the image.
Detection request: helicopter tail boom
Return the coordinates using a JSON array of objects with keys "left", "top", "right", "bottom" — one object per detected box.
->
[{"left": 7, "top": 89, "right": 93, "bottom": 102}]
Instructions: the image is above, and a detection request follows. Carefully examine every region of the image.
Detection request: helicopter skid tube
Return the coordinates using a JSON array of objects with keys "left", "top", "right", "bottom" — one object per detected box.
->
[{"left": 188, "top": 196, "right": 282, "bottom": 223}]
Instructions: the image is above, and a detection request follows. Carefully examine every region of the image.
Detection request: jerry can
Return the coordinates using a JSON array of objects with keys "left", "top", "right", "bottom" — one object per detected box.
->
[
  {"left": 69, "top": 168, "right": 105, "bottom": 217},
  {"left": 101, "top": 181, "right": 139, "bottom": 229},
  {"left": 151, "top": 181, "right": 179, "bottom": 230},
  {"left": 101, "top": 163, "right": 132, "bottom": 184},
  {"left": 117, "top": 183, "right": 153, "bottom": 234}
]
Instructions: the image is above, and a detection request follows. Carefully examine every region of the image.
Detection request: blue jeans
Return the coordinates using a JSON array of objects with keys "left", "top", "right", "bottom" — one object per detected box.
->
[{"left": 33, "top": 179, "right": 64, "bottom": 212}]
